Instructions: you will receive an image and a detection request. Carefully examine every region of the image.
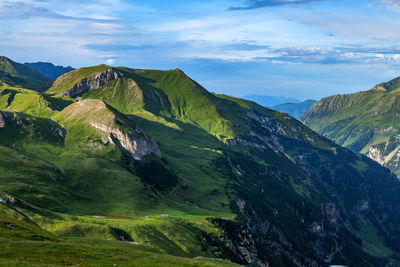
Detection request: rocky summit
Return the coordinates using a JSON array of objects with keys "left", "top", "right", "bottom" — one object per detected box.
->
[{"left": 1, "top": 56, "right": 400, "bottom": 266}]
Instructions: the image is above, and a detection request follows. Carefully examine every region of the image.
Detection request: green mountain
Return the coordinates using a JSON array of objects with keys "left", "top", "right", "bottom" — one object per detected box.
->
[
  {"left": 0, "top": 56, "right": 49, "bottom": 90},
  {"left": 1, "top": 58, "right": 400, "bottom": 266},
  {"left": 272, "top": 99, "right": 317, "bottom": 119},
  {"left": 301, "top": 77, "right": 400, "bottom": 177}
]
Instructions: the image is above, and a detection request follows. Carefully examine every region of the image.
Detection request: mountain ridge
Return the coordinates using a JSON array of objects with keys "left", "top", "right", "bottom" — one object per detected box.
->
[
  {"left": 301, "top": 76, "right": 400, "bottom": 177},
  {"left": 25, "top": 61, "right": 74, "bottom": 79},
  {"left": 243, "top": 94, "right": 300, "bottom": 107}
]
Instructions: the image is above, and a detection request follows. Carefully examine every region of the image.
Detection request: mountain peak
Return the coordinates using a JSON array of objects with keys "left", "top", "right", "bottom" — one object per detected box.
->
[{"left": 0, "top": 56, "right": 12, "bottom": 63}]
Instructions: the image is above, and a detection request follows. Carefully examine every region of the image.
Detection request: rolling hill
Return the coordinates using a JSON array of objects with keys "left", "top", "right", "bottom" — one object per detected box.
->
[
  {"left": 301, "top": 77, "right": 400, "bottom": 177},
  {"left": 1, "top": 57, "right": 400, "bottom": 266}
]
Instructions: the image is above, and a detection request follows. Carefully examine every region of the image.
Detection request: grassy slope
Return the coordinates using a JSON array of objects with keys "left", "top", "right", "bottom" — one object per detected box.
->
[
  {"left": 0, "top": 83, "right": 72, "bottom": 118},
  {"left": 80, "top": 67, "right": 238, "bottom": 141},
  {"left": 0, "top": 203, "right": 237, "bottom": 267},
  {"left": 0, "top": 77, "right": 237, "bottom": 264},
  {"left": 46, "top": 65, "right": 111, "bottom": 95},
  {"left": 0, "top": 140, "right": 236, "bottom": 265}
]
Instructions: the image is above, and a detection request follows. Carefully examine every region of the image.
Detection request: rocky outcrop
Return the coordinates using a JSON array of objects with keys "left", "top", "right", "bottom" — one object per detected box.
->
[
  {"left": 62, "top": 68, "right": 123, "bottom": 97},
  {"left": 226, "top": 110, "right": 297, "bottom": 163},
  {"left": 321, "top": 202, "right": 337, "bottom": 224},
  {"left": 49, "top": 120, "right": 65, "bottom": 138},
  {"left": 90, "top": 122, "right": 161, "bottom": 160},
  {"left": 370, "top": 85, "right": 387, "bottom": 91},
  {"left": 212, "top": 195, "right": 319, "bottom": 267},
  {"left": 225, "top": 138, "right": 268, "bottom": 150},
  {"left": 0, "top": 112, "right": 5, "bottom": 128},
  {"left": 0, "top": 111, "right": 23, "bottom": 127},
  {"left": 367, "top": 135, "right": 400, "bottom": 176}
]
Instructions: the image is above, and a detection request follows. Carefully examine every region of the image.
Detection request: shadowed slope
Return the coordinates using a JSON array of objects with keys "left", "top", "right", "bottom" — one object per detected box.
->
[{"left": 0, "top": 56, "right": 49, "bottom": 90}]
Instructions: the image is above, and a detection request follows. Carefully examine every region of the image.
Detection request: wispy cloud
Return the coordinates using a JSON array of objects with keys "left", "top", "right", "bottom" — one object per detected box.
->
[
  {"left": 221, "top": 42, "right": 270, "bottom": 51},
  {"left": 0, "top": 2, "right": 113, "bottom": 22},
  {"left": 380, "top": 0, "right": 400, "bottom": 8},
  {"left": 253, "top": 45, "right": 400, "bottom": 64},
  {"left": 230, "top": 0, "right": 400, "bottom": 10},
  {"left": 229, "top": 0, "right": 324, "bottom": 10},
  {"left": 82, "top": 44, "right": 154, "bottom": 52}
]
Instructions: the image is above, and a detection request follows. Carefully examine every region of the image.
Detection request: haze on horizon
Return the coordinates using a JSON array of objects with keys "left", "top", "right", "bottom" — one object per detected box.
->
[{"left": 1, "top": 0, "right": 400, "bottom": 100}]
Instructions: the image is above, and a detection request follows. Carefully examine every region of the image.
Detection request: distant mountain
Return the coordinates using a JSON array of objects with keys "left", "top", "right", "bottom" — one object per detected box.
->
[
  {"left": 2, "top": 57, "right": 400, "bottom": 266},
  {"left": 272, "top": 99, "right": 317, "bottom": 119},
  {"left": 301, "top": 76, "right": 400, "bottom": 177},
  {"left": 0, "top": 56, "right": 49, "bottom": 90},
  {"left": 243, "top": 94, "right": 300, "bottom": 107},
  {"left": 25, "top": 62, "right": 74, "bottom": 79}
]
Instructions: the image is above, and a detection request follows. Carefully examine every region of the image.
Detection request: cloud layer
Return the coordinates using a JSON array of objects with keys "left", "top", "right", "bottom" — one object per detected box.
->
[{"left": 1, "top": 0, "right": 400, "bottom": 100}]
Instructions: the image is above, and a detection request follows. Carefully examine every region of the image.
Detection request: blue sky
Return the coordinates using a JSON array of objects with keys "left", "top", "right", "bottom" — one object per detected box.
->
[{"left": 1, "top": 0, "right": 400, "bottom": 100}]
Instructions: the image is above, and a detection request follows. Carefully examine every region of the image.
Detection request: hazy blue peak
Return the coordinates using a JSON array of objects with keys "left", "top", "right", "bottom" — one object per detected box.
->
[
  {"left": 25, "top": 62, "right": 74, "bottom": 79},
  {"left": 243, "top": 94, "right": 300, "bottom": 107}
]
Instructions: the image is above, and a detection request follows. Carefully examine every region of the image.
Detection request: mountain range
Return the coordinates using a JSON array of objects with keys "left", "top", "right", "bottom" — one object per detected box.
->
[
  {"left": 1, "top": 56, "right": 400, "bottom": 266},
  {"left": 25, "top": 62, "right": 74, "bottom": 80},
  {"left": 243, "top": 94, "right": 300, "bottom": 107},
  {"left": 302, "top": 77, "right": 400, "bottom": 178},
  {"left": 272, "top": 100, "right": 317, "bottom": 119}
]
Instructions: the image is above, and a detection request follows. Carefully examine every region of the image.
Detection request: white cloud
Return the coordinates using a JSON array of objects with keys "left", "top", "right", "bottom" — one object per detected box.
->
[
  {"left": 392, "top": 54, "right": 400, "bottom": 61},
  {"left": 106, "top": 58, "right": 115, "bottom": 65}
]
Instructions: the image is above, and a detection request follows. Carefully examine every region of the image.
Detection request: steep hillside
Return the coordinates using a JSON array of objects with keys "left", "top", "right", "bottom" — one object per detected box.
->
[
  {"left": 46, "top": 64, "right": 113, "bottom": 95},
  {"left": 301, "top": 77, "right": 400, "bottom": 177},
  {"left": 48, "top": 66, "right": 238, "bottom": 140},
  {"left": 272, "top": 99, "right": 316, "bottom": 119},
  {"left": 0, "top": 56, "right": 49, "bottom": 90},
  {"left": 25, "top": 62, "right": 74, "bottom": 79},
  {"left": 1, "top": 58, "right": 400, "bottom": 266}
]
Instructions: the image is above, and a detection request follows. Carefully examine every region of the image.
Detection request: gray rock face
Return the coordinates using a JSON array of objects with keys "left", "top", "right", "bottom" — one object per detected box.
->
[
  {"left": 62, "top": 69, "right": 123, "bottom": 97},
  {"left": 0, "top": 111, "right": 23, "bottom": 128},
  {"left": 321, "top": 202, "right": 337, "bottom": 223},
  {"left": 90, "top": 122, "right": 161, "bottom": 160},
  {"left": 0, "top": 112, "right": 5, "bottom": 128},
  {"left": 226, "top": 110, "right": 297, "bottom": 163},
  {"left": 367, "top": 134, "right": 400, "bottom": 177}
]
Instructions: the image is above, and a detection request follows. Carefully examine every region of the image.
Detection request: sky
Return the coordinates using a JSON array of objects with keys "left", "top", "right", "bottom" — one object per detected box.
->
[{"left": 1, "top": 0, "right": 400, "bottom": 100}]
